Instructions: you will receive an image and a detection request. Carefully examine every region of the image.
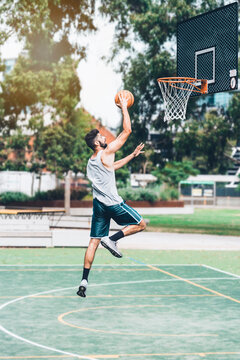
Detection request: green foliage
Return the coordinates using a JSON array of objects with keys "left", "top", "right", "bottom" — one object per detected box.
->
[
  {"left": 0, "top": 0, "right": 96, "bottom": 61},
  {"left": 115, "top": 167, "right": 130, "bottom": 188},
  {"left": 33, "top": 188, "right": 88, "bottom": 201},
  {"left": 152, "top": 161, "right": 199, "bottom": 187},
  {"left": 0, "top": 192, "right": 30, "bottom": 204},
  {"left": 118, "top": 187, "right": 158, "bottom": 202},
  {"left": 174, "top": 112, "right": 232, "bottom": 173},
  {"left": 228, "top": 93, "right": 240, "bottom": 143},
  {"left": 114, "top": 148, "right": 131, "bottom": 186},
  {"left": 118, "top": 184, "right": 179, "bottom": 201},
  {"left": 0, "top": 188, "right": 88, "bottom": 203},
  {"left": 100, "top": 0, "right": 224, "bottom": 164},
  {"left": 36, "top": 110, "right": 92, "bottom": 178}
]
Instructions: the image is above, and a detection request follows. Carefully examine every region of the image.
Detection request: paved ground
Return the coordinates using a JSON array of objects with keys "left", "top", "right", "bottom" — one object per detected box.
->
[
  {"left": 52, "top": 229, "right": 240, "bottom": 250},
  {"left": 118, "top": 231, "right": 240, "bottom": 250}
]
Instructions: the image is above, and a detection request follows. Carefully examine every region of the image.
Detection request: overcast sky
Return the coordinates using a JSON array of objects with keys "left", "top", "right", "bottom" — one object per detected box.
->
[{"left": 0, "top": 17, "right": 123, "bottom": 131}]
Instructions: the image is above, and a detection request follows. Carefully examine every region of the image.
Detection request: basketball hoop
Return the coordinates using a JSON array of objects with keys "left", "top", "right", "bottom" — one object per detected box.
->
[{"left": 157, "top": 77, "right": 208, "bottom": 122}]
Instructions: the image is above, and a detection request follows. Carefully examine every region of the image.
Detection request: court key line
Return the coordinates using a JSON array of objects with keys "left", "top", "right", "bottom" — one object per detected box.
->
[
  {"left": 58, "top": 304, "right": 218, "bottom": 337},
  {"left": 1, "top": 276, "right": 217, "bottom": 360}
]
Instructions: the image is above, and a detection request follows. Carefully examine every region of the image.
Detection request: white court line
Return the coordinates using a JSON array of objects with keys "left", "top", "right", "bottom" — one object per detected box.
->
[
  {"left": 0, "top": 268, "right": 238, "bottom": 358},
  {"left": 0, "top": 264, "right": 201, "bottom": 267},
  {"left": 0, "top": 286, "right": 99, "bottom": 360},
  {"left": 202, "top": 264, "right": 240, "bottom": 279},
  {"left": 0, "top": 326, "right": 98, "bottom": 360}
]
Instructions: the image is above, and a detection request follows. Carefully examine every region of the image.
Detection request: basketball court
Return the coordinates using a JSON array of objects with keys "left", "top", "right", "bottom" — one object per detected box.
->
[
  {"left": 0, "top": 260, "right": 240, "bottom": 360},
  {"left": 0, "top": 3, "right": 239, "bottom": 360}
]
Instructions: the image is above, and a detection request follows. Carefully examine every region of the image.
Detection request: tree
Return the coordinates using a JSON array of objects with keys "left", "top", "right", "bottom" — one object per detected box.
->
[
  {"left": 36, "top": 109, "right": 93, "bottom": 202},
  {"left": 152, "top": 161, "right": 199, "bottom": 188},
  {"left": 174, "top": 111, "right": 232, "bottom": 174},
  {"left": 0, "top": 0, "right": 96, "bottom": 61},
  {"left": 0, "top": 1, "right": 98, "bottom": 210},
  {"left": 100, "top": 0, "right": 224, "bottom": 166},
  {"left": 228, "top": 93, "right": 240, "bottom": 146}
]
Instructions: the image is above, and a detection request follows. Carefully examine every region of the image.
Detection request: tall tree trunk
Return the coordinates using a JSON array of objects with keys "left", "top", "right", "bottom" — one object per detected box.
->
[{"left": 65, "top": 170, "right": 72, "bottom": 215}]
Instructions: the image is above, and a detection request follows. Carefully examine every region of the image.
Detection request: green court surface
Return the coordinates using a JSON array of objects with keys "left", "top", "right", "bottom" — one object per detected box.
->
[{"left": 0, "top": 254, "right": 240, "bottom": 359}]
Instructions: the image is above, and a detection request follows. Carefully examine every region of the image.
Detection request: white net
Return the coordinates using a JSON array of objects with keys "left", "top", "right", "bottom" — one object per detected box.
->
[{"left": 158, "top": 78, "right": 198, "bottom": 122}]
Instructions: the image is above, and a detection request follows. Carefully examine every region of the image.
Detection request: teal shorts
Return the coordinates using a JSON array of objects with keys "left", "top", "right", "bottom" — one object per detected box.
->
[{"left": 90, "top": 198, "right": 143, "bottom": 239}]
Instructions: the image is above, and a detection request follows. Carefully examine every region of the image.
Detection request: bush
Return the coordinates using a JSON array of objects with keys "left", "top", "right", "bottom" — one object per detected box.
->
[
  {"left": 119, "top": 185, "right": 179, "bottom": 202},
  {"left": 158, "top": 191, "right": 171, "bottom": 201},
  {"left": 33, "top": 189, "right": 64, "bottom": 200},
  {"left": 169, "top": 188, "right": 179, "bottom": 200},
  {"left": 0, "top": 192, "right": 30, "bottom": 204},
  {"left": 33, "top": 188, "right": 88, "bottom": 201},
  {"left": 118, "top": 187, "right": 158, "bottom": 202}
]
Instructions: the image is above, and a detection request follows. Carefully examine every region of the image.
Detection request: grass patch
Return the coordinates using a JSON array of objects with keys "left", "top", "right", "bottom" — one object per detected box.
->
[{"left": 144, "top": 208, "right": 240, "bottom": 236}]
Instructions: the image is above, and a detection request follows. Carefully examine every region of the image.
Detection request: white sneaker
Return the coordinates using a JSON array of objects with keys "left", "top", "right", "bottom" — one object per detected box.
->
[
  {"left": 77, "top": 279, "right": 88, "bottom": 297},
  {"left": 101, "top": 236, "right": 123, "bottom": 258}
]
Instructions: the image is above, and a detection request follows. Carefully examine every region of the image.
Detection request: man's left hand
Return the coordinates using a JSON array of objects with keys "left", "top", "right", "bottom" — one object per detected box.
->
[{"left": 132, "top": 143, "right": 145, "bottom": 157}]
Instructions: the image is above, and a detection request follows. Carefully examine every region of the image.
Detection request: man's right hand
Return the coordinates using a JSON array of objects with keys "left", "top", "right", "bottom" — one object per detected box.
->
[{"left": 118, "top": 92, "right": 129, "bottom": 109}]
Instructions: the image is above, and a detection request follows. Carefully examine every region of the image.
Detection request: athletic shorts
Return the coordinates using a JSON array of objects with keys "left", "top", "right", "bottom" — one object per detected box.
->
[{"left": 90, "top": 197, "right": 143, "bottom": 238}]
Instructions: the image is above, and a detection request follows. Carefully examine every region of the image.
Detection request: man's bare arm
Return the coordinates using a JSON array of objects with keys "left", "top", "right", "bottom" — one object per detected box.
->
[
  {"left": 114, "top": 143, "right": 145, "bottom": 170},
  {"left": 105, "top": 94, "right": 131, "bottom": 155},
  {"left": 101, "top": 93, "right": 132, "bottom": 169}
]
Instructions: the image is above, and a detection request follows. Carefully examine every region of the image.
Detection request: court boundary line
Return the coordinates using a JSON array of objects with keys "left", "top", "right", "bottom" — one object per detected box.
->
[
  {"left": 2, "top": 352, "right": 240, "bottom": 359},
  {"left": 1, "top": 265, "right": 240, "bottom": 358},
  {"left": 128, "top": 257, "right": 240, "bottom": 304},
  {"left": 202, "top": 264, "right": 240, "bottom": 279},
  {"left": 0, "top": 264, "right": 201, "bottom": 267},
  {"left": 1, "top": 276, "right": 216, "bottom": 360}
]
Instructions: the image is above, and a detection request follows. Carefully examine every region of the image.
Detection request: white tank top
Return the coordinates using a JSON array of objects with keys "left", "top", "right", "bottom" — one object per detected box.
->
[{"left": 86, "top": 150, "right": 123, "bottom": 206}]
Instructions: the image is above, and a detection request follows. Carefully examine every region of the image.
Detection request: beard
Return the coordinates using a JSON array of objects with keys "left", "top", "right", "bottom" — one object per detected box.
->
[{"left": 100, "top": 141, "right": 107, "bottom": 149}]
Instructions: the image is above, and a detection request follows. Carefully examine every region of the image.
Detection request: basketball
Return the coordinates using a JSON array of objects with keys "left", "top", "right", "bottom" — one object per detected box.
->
[{"left": 115, "top": 90, "right": 134, "bottom": 108}]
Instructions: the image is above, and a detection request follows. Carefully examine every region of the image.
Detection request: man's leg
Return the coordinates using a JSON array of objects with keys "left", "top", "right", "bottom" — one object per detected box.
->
[
  {"left": 122, "top": 219, "right": 146, "bottom": 236},
  {"left": 83, "top": 238, "right": 101, "bottom": 269},
  {"left": 77, "top": 238, "right": 101, "bottom": 297},
  {"left": 101, "top": 201, "right": 147, "bottom": 258}
]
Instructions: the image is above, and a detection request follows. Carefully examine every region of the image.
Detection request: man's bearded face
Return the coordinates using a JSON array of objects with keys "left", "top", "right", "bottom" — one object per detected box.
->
[{"left": 96, "top": 134, "right": 107, "bottom": 149}]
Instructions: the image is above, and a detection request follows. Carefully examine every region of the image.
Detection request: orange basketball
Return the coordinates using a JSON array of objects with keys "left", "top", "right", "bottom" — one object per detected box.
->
[{"left": 115, "top": 90, "right": 134, "bottom": 108}]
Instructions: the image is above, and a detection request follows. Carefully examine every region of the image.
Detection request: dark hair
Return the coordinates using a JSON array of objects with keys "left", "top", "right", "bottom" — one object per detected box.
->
[{"left": 85, "top": 129, "right": 99, "bottom": 150}]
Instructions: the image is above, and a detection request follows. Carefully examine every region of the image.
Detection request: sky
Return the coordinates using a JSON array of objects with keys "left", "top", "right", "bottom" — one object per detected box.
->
[{"left": 0, "top": 16, "right": 123, "bottom": 131}]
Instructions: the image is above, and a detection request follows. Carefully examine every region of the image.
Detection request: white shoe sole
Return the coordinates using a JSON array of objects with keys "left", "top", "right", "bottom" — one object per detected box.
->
[{"left": 101, "top": 241, "right": 123, "bottom": 258}]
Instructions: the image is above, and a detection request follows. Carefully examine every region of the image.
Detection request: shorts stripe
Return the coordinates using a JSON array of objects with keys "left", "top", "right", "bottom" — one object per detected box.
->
[
  {"left": 122, "top": 203, "right": 142, "bottom": 223},
  {"left": 125, "top": 203, "right": 143, "bottom": 220}
]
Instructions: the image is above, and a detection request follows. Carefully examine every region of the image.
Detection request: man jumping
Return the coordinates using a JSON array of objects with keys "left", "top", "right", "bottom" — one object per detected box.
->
[{"left": 77, "top": 93, "right": 146, "bottom": 297}]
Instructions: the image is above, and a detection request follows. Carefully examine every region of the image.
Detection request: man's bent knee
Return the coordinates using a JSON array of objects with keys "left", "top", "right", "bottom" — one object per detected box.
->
[{"left": 138, "top": 219, "right": 146, "bottom": 231}]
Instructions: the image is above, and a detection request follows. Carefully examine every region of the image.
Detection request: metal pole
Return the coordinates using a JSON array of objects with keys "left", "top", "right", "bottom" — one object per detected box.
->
[
  {"left": 213, "top": 181, "right": 216, "bottom": 206},
  {"left": 64, "top": 170, "right": 72, "bottom": 216}
]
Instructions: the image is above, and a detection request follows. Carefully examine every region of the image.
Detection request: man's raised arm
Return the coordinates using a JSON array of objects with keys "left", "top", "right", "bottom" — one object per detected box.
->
[{"left": 105, "top": 93, "right": 132, "bottom": 155}]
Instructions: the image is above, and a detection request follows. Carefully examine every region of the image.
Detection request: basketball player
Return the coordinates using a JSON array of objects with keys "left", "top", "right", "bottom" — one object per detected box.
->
[{"left": 77, "top": 93, "right": 146, "bottom": 297}]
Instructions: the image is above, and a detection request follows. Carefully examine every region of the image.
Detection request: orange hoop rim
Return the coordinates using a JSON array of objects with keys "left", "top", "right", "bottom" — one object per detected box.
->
[{"left": 157, "top": 77, "right": 208, "bottom": 94}]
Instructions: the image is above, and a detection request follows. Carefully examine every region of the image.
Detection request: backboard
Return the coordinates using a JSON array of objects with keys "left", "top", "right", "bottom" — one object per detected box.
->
[{"left": 177, "top": 2, "right": 238, "bottom": 96}]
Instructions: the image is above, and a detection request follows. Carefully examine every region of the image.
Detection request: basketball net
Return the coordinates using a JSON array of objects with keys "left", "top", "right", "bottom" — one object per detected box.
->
[{"left": 157, "top": 77, "right": 208, "bottom": 122}]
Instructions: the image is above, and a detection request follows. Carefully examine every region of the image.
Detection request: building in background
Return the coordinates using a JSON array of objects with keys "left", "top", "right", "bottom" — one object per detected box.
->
[{"left": 0, "top": 171, "right": 56, "bottom": 197}]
